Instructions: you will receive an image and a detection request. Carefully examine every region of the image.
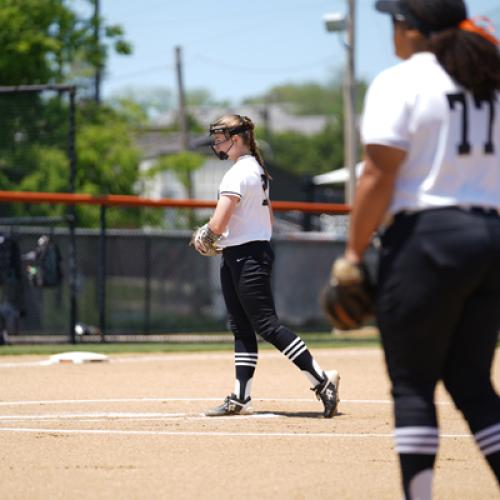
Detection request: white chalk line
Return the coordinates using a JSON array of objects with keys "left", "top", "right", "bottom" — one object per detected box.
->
[
  {"left": 0, "top": 397, "right": 451, "bottom": 407},
  {"left": 0, "top": 427, "right": 472, "bottom": 439},
  {"left": 0, "top": 348, "right": 382, "bottom": 368},
  {"left": 0, "top": 412, "right": 279, "bottom": 422},
  {"left": 0, "top": 400, "right": 467, "bottom": 439}
]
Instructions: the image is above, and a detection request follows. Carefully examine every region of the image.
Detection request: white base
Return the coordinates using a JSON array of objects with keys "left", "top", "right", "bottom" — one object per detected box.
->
[{"left": 48, "top": 351, "right": 109, "bottom": 365}]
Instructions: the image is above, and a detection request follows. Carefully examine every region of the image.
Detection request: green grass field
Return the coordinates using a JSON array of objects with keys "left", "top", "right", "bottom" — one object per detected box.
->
[{"left": 0, "top": 331, "right": 381, "bottom": 356}]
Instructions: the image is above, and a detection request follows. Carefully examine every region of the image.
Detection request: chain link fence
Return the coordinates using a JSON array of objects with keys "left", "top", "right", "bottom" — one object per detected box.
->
[{"left": 0, "top": 222, "right": 378, "bottom": 342}]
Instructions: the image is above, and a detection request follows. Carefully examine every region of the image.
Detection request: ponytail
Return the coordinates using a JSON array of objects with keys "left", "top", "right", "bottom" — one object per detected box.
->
[
  {"left": 428, "top": 26, "right": 500, "bottom": 99},
  {"left": 398, "top": 1, "right": 499, "bottom": 99},
  {"left": 240, "top": 116, "right": 272, "bottom": 180}
]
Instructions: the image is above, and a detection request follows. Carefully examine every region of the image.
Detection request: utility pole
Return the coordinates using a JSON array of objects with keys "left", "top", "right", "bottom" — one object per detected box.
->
[
  {"left": 175, "top": 45, "right": 195, "bottom": 221},
  {"left": 94, "top": 0, "right": 101, "bottom": 104},
  {"left": 344, "top": 0, "right": 358, "bottom": 205},
  {"left": 175, "top": 46, "right": 189, "bottom": 152}
]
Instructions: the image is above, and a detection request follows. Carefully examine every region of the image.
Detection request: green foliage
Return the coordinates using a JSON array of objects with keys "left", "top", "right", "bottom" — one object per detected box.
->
[
  {"left": 146, "top": 151, "right": 205, "bottom": 192},
  {"left": 0, "top": 92, "right": 71, "bottom": 196},
  {"left": 245, "top": 80, "right": 367, "bottom": 175},
  {"left": 0, "top": 93, "right": 144, "bottom": 226},
  {"left": 265, "top": 122, "right": 344, "bottom": 176},
  {"left": 108, "top": 98, "right": 149, "bottom": 128},
  {"left": 110, "top": 87, "right": 174, "bottom": 119},
  {"left": 13, "top": 145, "right": 68, "bottom": 218},
  {"left": 0, "top": 0, "right": 131, "bottom": 87},
  {"left": 144, "top": 151, "right": 206, "bottom": 228},
  {"left": 245, "top": 79, "right": 367, "bottom": 117},
  {"left": 109, "top": 87, "right": 228, "bottom": 124},
  {"left": 74, "top": 102, "right": 142, "bottom": 227},
  {"left": 270, "top": 82, "right": 344, "bottom": 116},
  {"left": 0, "top": 0, "right": 143, "bottom": 226}
]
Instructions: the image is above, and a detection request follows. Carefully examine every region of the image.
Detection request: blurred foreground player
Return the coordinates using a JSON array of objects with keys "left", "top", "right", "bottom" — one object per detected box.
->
[{"left": 337, "top": 0, "right": 499, "bottom": 497}]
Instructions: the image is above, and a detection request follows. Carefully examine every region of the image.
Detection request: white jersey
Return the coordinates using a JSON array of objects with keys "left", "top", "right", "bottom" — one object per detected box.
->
[
  {"left": 361, "top": 52, "right": 500, "bottom": 215},
  {"left": 217, "top": 155, "right": 272, "bottom": 248}
]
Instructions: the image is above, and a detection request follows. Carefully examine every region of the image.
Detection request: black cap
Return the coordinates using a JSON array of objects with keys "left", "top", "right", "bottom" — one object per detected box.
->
[
  {"left": 375, "top": 0, "right": 467, "bottom": 36},
  {"left": 375, "top": 0, "right": 406, "bottom": 16},
  {"left": 375, "top": 0, "right": 431, "bottom": 34}
]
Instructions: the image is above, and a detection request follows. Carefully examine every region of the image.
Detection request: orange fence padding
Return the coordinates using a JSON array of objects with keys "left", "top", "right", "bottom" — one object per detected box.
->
[{"left": 0, "top": 191, "right": 351, "bottom": 214}]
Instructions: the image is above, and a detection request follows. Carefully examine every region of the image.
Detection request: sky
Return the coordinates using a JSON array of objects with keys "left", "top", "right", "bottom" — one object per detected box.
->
[{"left": 98, "top": 0, "right": 500, "bottom": 105}]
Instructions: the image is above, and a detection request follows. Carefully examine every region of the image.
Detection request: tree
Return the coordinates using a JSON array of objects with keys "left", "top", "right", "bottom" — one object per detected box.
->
[
  {"left": 247, "top": 79, "right": 367, "bottom": 176},
  {"left": 245, "top": 77, "right": 367, "bottom": 117},
  {"left": 0, "top": 0, "right": 143, "bottom": 226},
  {"left": 144, "top": 151, "right": 205, "bottom": 228},
  {"left": 0, "top": 0, "right": 131, "bottom": 90},
  {"left": 110, "top": 86, "right": 174, "bottom": 120},
  {"left": 266, "top": 121, "right": 344, "bottom": 176},
  {"left": 0, "top": 97, "right": 143, "bottom": 226}
]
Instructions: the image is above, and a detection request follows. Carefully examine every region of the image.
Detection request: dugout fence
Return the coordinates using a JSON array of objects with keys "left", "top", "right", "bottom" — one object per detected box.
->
[{"left": 0, "top": 191, "right": 362, "bottom": 344}]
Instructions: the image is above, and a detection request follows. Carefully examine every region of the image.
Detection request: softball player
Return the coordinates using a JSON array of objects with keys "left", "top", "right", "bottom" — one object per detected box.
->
[
  {"left": 192, "top": 114, "right": 340, "bottom": 418},
  {"left": 343, "top": 1, "right": 500, "bottom": 498}
]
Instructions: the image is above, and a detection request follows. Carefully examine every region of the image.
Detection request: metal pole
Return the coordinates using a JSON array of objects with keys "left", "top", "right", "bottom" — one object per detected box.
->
[
  {"left": 94, "top": 0, "right": 101, "bottom": 104},
  {"left": 68, "top": 88, "right": 78, "bottom": 344},
  {"left": 175, "top": 45, "right": 195, "bottom": 226},
  {"left": 175, "top": 46, "right": 189, "bottom": 152},
  {"left": 144, "top": 236, "right": 151, "bottom": 335},
  {"left": 344, "top": 0, "right": 358, "bottom": 205},
  {"left": 98, "top": 204, "right": 107, "bottom": 341}
]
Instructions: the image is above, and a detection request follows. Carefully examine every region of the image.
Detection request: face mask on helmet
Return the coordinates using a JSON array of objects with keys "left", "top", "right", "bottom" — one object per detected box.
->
[
  {"left": 210, "top": 135, "right": 234, "bottom": 160},
  {"left": 209, "top": 123, "right": 250, "bottom": 160}
]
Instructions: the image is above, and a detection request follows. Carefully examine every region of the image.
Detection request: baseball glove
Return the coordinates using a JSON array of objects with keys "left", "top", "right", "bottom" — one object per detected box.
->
[
  {"left": 321, "top": 257, "right": 375, "bottom": 330},
  {"left": 190, "top": 223, "right": 221, "bottom": 257}
]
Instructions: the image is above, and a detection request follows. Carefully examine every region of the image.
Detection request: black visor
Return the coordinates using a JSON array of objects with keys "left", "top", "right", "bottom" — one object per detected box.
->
[
  {"left": 375, "top": 0, "right": 405, "bottom": 16},
  {"left": 375, "top": 0, "right": 432, "bottom": 35},
  {"left": 190, "top": 122, "right": 251, "bottom": 149},
  {"left": 209, "top": 123, "right": 249, "bottom": 137}
]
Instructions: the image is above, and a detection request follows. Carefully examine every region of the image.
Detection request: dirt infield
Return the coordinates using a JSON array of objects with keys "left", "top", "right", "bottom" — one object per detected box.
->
[{"left": 0, "top": 347, "right": 498, "bottom": 499}]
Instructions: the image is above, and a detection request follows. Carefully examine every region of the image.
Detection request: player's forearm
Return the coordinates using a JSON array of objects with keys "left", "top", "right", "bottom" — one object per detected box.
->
[
  {"left": 346, "top": 145, "right": 404, "bottom": 263},
  {"left": 268, "top": 202, "right": 274, "bottom": 226},
  {"left": 208, "top": 195, "right": 238, "bottom": 234},
  {"left": 345, "top": 167, "right": 396, "bottom": 263},
  {"left": 208, "top": 212, "right": 228, "bottom": 235}
]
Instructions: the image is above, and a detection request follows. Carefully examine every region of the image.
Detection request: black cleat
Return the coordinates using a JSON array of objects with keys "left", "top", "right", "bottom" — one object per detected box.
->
[
  {"left": 313, "top": 370, "right": 340, "bottom": 418},
  {"left": 205, "top": 394, "right": 254, "bottom": 417}
]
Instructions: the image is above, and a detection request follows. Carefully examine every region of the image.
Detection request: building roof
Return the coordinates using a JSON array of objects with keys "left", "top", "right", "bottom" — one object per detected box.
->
[{"left": 154, "top": 103, "right": 330, "bottom": 136}]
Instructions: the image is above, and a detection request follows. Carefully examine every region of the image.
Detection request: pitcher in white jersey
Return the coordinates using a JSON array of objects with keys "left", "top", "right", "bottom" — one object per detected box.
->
[
  {"left": 191, "top": 114, "right": 340, "bottom": 418},
  {"left": 339, "top": 0, "right": 500, "bottom": 498}
]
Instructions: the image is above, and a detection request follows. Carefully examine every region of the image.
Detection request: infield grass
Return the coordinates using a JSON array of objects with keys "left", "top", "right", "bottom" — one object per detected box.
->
[{"left": 0, "top": 331, "right": 381, "bottom": 356}]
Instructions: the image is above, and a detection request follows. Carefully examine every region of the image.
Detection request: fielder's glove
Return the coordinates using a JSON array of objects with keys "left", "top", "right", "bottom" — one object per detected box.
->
[
  {"left": 190, "top": 223, "right": 221, "bottom": 257},
  {"left": 321, "top": 257, "right": 375, "bottom": 330}
]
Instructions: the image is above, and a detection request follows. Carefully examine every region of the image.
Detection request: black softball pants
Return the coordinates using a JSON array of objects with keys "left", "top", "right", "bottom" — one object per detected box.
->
[
  {"left": 220, "top": 241, "right": 325, "bottom": 401},
  {"left": 220, "top": 241, "right": 281, "bottom": 346},
  {"left": 377, "top": 207, "right": 500, "bottom": 481}
]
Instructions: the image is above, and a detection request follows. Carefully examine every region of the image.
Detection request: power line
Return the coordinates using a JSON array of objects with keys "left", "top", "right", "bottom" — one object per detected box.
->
[
  {"left": 108, "top": 64, "right": 175, "bottom": 81},
  {"left": 189, "top": 53, "right": 339, "bottom": 75}
]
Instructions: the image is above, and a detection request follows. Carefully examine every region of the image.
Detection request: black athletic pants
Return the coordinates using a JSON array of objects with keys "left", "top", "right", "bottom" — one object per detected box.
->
[
  {"left": 221, "top": 241, "right": 277, "bottom": 347},
  {"left": 377, "top": 207, "right": 500, "bottom": 488},
  {"left": 220, "top": 240, "right": 325, "bottom": 399}
]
